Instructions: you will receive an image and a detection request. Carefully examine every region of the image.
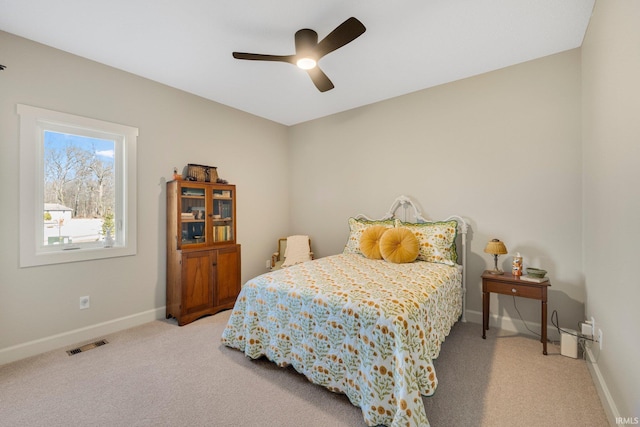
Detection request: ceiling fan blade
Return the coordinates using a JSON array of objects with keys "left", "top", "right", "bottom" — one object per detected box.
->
[
  {"left": 306, "top": 66, "right": 334, "bottom": 92},
  {"left": 314, "top": 17, "right": 366, "bottom": 59},
  {"left": 232, "top": 52, "right": 296, "bottom": 65}
]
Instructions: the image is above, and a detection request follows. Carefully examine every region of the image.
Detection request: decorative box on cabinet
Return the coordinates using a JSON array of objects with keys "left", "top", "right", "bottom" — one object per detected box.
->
[{"left": 166, "top": 180, "right": 241, "bottom": 326}]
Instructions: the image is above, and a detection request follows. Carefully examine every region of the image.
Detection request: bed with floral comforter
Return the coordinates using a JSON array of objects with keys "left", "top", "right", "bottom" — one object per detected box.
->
[{"left": 221, "top": 253, "right": 462, "bottom": 426}]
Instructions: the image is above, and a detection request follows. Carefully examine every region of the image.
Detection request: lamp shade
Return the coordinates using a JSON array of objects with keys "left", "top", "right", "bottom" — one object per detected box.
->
[{"left": 484, "top": 239, "right": 507, "bottom": 255}]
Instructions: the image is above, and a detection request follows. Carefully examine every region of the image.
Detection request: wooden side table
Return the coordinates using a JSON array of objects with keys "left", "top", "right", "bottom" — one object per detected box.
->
[{"left": 482, "top": 271, "right": 551, "bottom": 355}]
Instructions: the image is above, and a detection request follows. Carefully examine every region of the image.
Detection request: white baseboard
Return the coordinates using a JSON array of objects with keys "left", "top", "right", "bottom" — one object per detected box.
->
[
  {"left": 465, "top": 309, "right": 619, "bottom": 427},
  {"left": 0, "top": 307, "right": 166, "bottom": 366},
  {"left": 585, "top": 347, "right": 619, "bottom": 427}
]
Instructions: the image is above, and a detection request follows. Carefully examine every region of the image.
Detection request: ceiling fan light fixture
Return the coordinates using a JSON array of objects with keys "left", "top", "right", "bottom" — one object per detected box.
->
[
  {"left": 296, "top": 57, "right": 316, "bottom": 70},
  {"left": 232, "top": 17, "right": 366, "bottom": 92}
]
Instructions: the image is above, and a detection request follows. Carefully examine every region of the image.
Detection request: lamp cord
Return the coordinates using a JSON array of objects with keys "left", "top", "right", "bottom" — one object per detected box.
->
[
  {"left": 512, "top": 300, "right": 599, "bottom": 345},
  {"left": 551, "top": 310, "right": 596, "bottom": 342},
  {"left": 511, "top": 296, "right": 542, "bottom": 339}
]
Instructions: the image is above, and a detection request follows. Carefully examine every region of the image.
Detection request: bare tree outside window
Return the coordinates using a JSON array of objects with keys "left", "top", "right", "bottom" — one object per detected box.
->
[{"left": 43, "top": 131, "right": 115, "bottom": 245}]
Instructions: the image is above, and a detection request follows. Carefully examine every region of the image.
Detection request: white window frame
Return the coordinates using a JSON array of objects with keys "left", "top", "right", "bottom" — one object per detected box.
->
[{"left": 18, "top": 104, "right": 137, "bottom": 267}]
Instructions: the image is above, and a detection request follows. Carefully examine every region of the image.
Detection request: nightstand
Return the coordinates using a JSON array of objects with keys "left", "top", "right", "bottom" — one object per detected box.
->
[{"left": 482, "top": 271, "right": 551, "bottom": 355}]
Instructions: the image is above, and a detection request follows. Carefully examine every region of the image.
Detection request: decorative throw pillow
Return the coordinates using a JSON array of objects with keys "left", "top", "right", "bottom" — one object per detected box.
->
[
  {"left": 379, "top": 228, "right": 420, "bottom": 264},
  {"left": 359, "top": 225, "right": 388, "bottom": 260},
  {"left": 343, "top": 217, "right": 395, "bottom": 255},
  {"left": 396, "top": 219, "right": 458, "bottom": 265}
]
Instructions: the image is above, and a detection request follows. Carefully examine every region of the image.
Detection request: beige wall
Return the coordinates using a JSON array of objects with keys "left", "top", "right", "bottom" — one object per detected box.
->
[
  {"left": 582, "top": 0, "right": 640, "bottom": 420},
  {"left": 289, "top": 49, "right": 584, "bottom": 333},
  {"left": 0, "top": 31, "right": 290, "bottom": 362}
]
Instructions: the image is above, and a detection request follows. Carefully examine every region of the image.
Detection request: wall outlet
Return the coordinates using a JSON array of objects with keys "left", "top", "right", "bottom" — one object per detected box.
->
[
  {"left": 598, "top": 328, "right": 603, "bottom": 350},
  {"left": 79, "top": 296, "right": 90, "bottom": 310},
  {"left": 590, "top": 316, "right": 596, "bottom": 336},
  {"left": 266, "top": 259, "right": 271, "bottom": 269}
]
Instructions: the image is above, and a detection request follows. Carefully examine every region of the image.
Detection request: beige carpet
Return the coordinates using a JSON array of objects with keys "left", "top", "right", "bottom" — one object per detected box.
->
[{"left": 0, "top": 310, "right": 609, "bottom": 427}]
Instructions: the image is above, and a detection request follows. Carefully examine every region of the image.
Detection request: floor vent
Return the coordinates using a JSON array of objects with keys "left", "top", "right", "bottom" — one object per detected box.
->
[{"left": 66, "top": 339, "right": 108, "bottom": 356}]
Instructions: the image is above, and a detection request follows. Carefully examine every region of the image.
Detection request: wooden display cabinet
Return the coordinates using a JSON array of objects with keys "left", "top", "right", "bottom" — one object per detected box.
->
[{"left": 166, "top": 180, "right": 241, "bottom": 326}]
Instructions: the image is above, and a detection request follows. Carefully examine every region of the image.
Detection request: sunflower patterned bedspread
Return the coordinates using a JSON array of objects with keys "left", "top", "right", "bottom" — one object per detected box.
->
[{"left": 221, "top": 253, "right": 462, "bottom": 427}]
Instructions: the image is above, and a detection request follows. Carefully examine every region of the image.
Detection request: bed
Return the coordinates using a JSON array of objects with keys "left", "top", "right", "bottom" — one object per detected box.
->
[{"left": 222, "top": 196, "right": 468, "bottom": 426}]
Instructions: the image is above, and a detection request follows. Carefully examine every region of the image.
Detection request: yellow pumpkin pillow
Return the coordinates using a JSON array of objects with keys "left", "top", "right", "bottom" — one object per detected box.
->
[
  {"left": 359, "top": 225, "right": 389, "bottom": 259},
  {"left": 379, "top": 228, "right": 420, "bottom": 264}
]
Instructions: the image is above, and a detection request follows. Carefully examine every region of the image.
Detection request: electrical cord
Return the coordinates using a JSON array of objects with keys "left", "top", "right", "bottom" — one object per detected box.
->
[
  {"left": 551, "top": 310, "right": 596, "bottom": 342},
  {"left": 552, "top": 309, "right": 603, "bottom": 362},
  {"left": 511, "top": 295, "right": 542, "bottom": 338},
  {"left": 512, "top": 298, "right": 601, "bottom": 354}
]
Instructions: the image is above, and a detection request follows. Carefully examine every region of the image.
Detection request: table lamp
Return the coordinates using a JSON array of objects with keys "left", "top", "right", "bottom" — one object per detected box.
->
[{"left": 484, "top": 238, "right": 508, "bottom": 275}]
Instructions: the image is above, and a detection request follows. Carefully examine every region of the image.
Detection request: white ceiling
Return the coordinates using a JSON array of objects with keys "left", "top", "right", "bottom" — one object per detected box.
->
[{"left": 0, "top": 0, "right": 594, "bottom": 126}]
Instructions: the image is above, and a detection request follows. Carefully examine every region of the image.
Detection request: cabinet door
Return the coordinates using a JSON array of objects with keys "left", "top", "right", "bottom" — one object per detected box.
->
[
  {"left": 214, "top": 245, "right": 241, "bottom": 308},
  {"left": 211, "top": 187, "right": 235, "bottom": 244},
  {"left": 178, "top": 183, "right": 207, "bottom": 248},
  {"left": 182, "top": 250, "right": 214, "bottom": 314}
]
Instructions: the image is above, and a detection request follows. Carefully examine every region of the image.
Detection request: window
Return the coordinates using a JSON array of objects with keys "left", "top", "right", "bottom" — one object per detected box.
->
[{"left": 18, "top": 104, "right": 137, "bottom": 267}]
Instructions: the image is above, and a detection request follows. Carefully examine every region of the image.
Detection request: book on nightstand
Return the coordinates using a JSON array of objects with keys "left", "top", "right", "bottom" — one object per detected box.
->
[{"left": 520, "top": 275, "right": 549, "bottom": 283}]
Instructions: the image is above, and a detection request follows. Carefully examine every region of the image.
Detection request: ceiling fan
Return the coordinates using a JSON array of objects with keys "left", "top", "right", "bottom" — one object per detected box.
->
[{"left": 232, "top": 17, "right": 366, "bottom": 92}]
